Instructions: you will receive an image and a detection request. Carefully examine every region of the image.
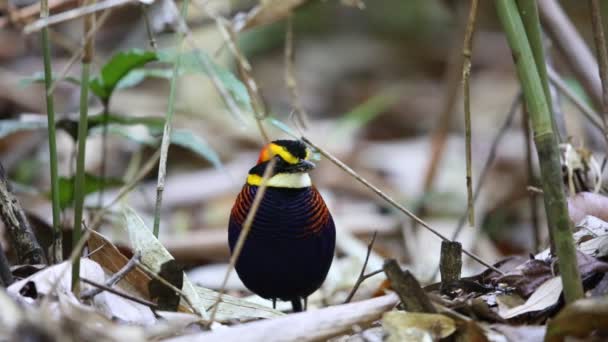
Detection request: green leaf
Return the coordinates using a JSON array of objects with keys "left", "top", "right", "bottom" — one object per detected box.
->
[
  {"left": 90, "top": 49, "right": 158, "bottom": 101},
  {"left": 98, "top": 124, "right": 222, "bottom": 168},
  {"left": 157, "top": 49, "right": 251, "bottom": 110},
  {"left": 0, "top": 117, "right": 48, "bottom": 139},
  {"left": 19, "top": 72, "right": 80, "bottom": 88},
  {"left": 115, "top": 68, "right": 174, "bottom": 90},
  {"left": 56, "top": 173, "right": 123, "bottom": 209},
  {"left": 170, "top": 129, "right": 223, "bottom": 169},
  {"left": 57, "top": 113, "right": 164, "bottom": 141}
]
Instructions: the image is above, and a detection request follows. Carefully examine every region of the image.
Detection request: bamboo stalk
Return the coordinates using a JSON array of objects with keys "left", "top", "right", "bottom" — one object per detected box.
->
[
  {"left": 72, "top": 2, "right": 95, "bottom": 293},
  {"left": 496, "top": 0, "right": 583, "bottom": 303},
  {"left": 516, "top": 0, "right": 560, "bottom": 142},
  {"left": 40, "top": 0, "right": 62, "bottom": 263},
  {"left": 152, "top": 0, "right": 189, "bottom": 238}
]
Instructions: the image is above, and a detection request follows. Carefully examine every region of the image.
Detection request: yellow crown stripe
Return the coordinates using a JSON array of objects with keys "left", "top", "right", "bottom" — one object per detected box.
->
[{"left": 269, "top": 143, "right": 299, "bottom": 164}]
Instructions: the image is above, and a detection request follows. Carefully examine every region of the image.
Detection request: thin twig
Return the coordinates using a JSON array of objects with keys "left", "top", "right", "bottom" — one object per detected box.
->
[
  {"left": 208, "top": 158, "right": 277, "bottom": 324},
  {"left": 284, "top": 13, "right": 309, "bottom": 128},
  {"left": 141, "top": 3, "right": 157, "bottom": 50},
  {"left": 450, "top": 93, "right": 522, "bottom": 241},
  {"left": 47, "top": 8, "right": 112, "bottom": 95},
  {"left": 422, "top": 4, "right": 467, "bottom": 196},
  {"left": 538, "top": 0, "right": 602, "bottom": 110},
  {"left": 200, "top": 8, "right": 269, "bottom": 142},
  {"left": 547, "top": 67, "right": 603, "bottom": 131},
  {"left": 426, "top": 93, "right": 521, "bottom": 282},
  {"left": 589, "top": 0, "right": 608, "bottom": 156},
  {"left": 153, "top": 0, "right": 190, "bottom": 238},
  {"left": 343, "top": 232, "right": 380, "bottom": 304},
  {"left": 80, "top": 277, "right": 158, "bottom": 309},
  {"left": 135, "top": 260, "right": 203, "bottom": 317},
  {"left": 23, "top": 0, "right": 133, "bottom": 33},
  {"left": 462, "top": 0, "right": 479, "bottom": 227},
  {"left": 80, "top": 252, "right": 141, "bottom": 300},
  {"left": 300, "top": 137, "right": 502, "bottom": 274}
]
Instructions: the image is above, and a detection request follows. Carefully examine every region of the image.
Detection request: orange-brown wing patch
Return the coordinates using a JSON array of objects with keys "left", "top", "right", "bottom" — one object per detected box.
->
[
  {"left": 231, "top": 185, "right": 254, "bottom": 226},
  {"left": 305, "top": 187, "right": 332, "bottom": 235}
]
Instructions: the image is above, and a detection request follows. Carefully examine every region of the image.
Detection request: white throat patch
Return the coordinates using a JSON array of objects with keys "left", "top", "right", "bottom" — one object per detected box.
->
[{"left": 267, "top": 173, "right": 311, "bottom": 188}]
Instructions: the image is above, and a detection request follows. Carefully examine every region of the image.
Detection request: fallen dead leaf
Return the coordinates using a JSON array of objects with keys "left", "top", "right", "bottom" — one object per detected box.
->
[
  {"left": 382, "top": 311, "right": 456, "bottom": 341},
  {"left": 88, "top": 230, "right": 151, "bottom": 298},
  {"left": 500, "top": 276, "right": 562, "bottom": 319},
  {"left": 545, "top": 296, "right": 608, "bottom": 342}
]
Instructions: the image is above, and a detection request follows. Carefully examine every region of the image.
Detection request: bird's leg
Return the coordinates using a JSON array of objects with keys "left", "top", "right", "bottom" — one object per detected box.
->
[
  {"left": 303, "top": 296, "right": 308, "bottom": 311},
  {"left": 290, "top": 298, "right": 303, "bottom": 312},
  {"left": 272, "top": 298, "right": 276, "bottom": 309}
]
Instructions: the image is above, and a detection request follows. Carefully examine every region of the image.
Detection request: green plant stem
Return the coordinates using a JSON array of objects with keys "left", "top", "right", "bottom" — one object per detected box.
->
[
  {"left": 98, "top": 105, "right": 109, "bottom": 210},
  {"left": 516, "top": 0, "right": 556, "bottom": 252},
  {"left": 72, "top": 62, "right": 90, "bottom": 294},
  {"left": 496, "top": 0, "right": 583, "bottom": 303},
  {"left": 72, "top": 5, "right": 95, "bottom": 294},
  {"left": 517, "top": 0, "right": 556, "bottom": 128},
  {"left": 152, "top": 0, "right": 189, "bottom": 238},
  {"left": 40, "top": 0, "right": 62, "bottom": 263}
]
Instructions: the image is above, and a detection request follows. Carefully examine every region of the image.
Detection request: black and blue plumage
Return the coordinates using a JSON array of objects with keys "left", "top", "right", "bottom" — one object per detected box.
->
[{"left": 228, "top": 140, "right": 336, "bottom": 312}]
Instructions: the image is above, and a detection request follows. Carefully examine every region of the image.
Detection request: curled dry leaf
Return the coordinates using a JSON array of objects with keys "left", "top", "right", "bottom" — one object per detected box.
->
[
  {"left": 382, "top": 311, "right": 456, "bottom": 341},
  {"left": 545, "top": 296, "right": 608, "bottom": 342},
  {"left": 499, "top": 277, "right": 562, "bottom": 319}
]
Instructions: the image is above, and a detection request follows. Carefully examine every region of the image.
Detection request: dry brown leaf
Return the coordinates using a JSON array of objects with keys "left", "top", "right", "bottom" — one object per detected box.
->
[
  {"left": 545, "top": 296, "right": 608, "bottom": 342},
  {"left": 382, "top": 311, "right": 456, "bottom": 341},
  {"left": 88, "top": 230, "right": 151, "bottom": 298},
  {"left": 500, "top": 277, "right": 562, "bottom": 319}
]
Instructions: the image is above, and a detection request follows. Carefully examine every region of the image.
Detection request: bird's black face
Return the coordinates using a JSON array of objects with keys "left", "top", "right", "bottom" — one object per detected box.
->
[{"left": 249, "top": 139, "right": 315, "bottom": 176}]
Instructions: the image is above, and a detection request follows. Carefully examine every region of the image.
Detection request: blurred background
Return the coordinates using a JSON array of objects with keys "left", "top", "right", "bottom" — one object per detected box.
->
[{"left": 0, "top": 0, "right": 604, "bottom": 306}]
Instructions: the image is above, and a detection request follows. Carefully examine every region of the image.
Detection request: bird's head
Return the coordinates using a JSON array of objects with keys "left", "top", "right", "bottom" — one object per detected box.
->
[{"left": 247, "top": 140, "right": 315, "bottom": 187}]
